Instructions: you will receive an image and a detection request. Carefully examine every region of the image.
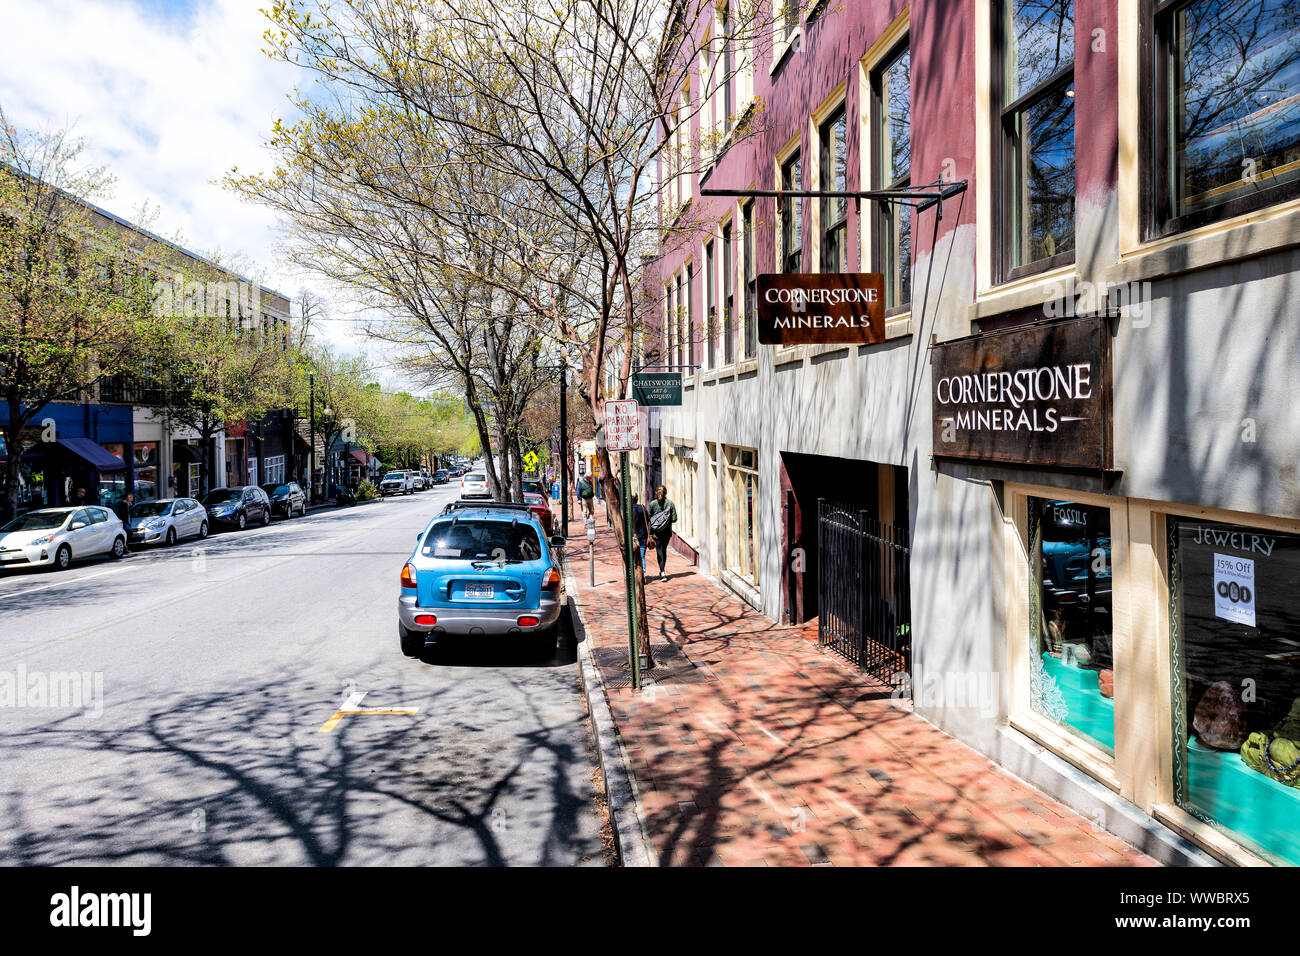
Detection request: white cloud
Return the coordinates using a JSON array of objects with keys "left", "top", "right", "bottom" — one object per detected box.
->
[{"left": 0, "top": 0, "right": 400, "bottom": 374}]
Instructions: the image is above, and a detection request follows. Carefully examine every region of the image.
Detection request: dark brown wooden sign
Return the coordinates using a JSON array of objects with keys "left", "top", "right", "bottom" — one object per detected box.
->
[
  {"left": 757, "top": 273, "right": 886, "bottom": 345},
  {"left": 931, "top": 316, "right": 1112, "bottom": 470}
]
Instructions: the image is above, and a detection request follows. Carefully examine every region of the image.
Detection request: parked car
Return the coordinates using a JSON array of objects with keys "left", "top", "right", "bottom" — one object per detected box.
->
[
  {"left": 261, "top": 481, "right": 307, "bottom": 518},
  {"left": 398, "top": 503, "right": 568, "bottom": 657},
  {"left": 523, "top": 492, "right": 553, "bottom": 535},
  {"left": 203, "top": 486, "right": 272, "bottom": 530},
  {"left": 521, "top": 479, "right": 545, "bottom": 498},
  {"left": 412, "top": 472, "right": 428, "bottom": 491},
  {"left": 126, "top": 497, "right": 209, "bottom": 546},
  {"left": 379, "top": 471, "right": 415, "bottom": 496},
  {"left": 431, "top": 469, "right": 449, "bottom": 485},
  {"left": 459, "top": 471, "right": 491, "bottom": 499},
  {"left": 0, "top": 507, "right": 127, "bottom": 571}
]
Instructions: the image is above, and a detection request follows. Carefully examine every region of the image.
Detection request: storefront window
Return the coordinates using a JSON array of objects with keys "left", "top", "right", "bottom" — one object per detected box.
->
[
  {"left": 1169, "top": 516, "right": 1300, "bottom": 865},
  {"left": 1028, "top": 497, "right": 1115, "bottom": 753},
  {"left": 98, "top": 443, "right": 128, "bottom": 509},
  {"left": 133, "top": 442, "right": 159, "bottom": 500},
  {"left": 725, "top": 446, "right": 759, "bottom": 584}
]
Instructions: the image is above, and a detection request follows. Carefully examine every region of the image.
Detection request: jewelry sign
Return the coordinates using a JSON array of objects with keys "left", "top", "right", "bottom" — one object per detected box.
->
[
  {"left": 931, "top": 316, "right": 1112, "bottom": 470},
  {"left": 756, "top": 273, "right": 886, "bottom": 345}
]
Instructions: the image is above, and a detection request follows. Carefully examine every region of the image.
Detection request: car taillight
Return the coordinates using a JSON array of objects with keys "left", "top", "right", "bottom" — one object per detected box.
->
[
  {"left": 401, "top": 563, "right": 417, "bottom": 588},
  {"left": 542, "top": 567, "right": 561, "bottom": 590},
  {"left": 415, "top": 614, "right": 437, "bottom": 626},
  {"left": 517, "top": 616, "right": 540, "bottom": 627}
]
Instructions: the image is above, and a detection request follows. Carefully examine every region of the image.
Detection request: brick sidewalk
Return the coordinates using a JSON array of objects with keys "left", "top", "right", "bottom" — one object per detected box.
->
[{"left": 563, "top": 513, "right": 1155, "bottom": 867}]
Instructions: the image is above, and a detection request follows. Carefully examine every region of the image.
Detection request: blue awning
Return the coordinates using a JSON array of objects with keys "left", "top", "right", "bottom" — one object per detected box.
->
[{"left": 56, "top": 437, "right": 127, "bottom": 471}]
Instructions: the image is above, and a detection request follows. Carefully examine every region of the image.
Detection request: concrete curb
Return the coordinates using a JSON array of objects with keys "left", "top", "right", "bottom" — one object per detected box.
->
[{"left": 564, "top": 563, "right": 655, "bottom": 867}]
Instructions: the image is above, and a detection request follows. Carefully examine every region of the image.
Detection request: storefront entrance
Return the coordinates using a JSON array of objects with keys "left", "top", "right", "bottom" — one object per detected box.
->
[{"left": 778, "top": 452, "right": 908, "bottom": 625}]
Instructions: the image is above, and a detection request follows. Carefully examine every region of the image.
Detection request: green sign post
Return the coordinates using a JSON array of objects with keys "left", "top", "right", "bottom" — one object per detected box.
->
[
  {"left": 632, "top": 372, "right": 682, "bottom": 406},
  {"left": 620, "top": 449, "right": 640, "bottom": 691}
]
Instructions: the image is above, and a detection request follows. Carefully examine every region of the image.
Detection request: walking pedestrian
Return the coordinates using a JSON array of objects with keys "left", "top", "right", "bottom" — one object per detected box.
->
[
  {"left": 577, "top": 473, "right": 596, "bottom": 519},
  {"left": 646, "top": 485, "right": 677, "bottom": 582},
  {"left": 631, "top": 493, "right": 648, "bottom": 570}
]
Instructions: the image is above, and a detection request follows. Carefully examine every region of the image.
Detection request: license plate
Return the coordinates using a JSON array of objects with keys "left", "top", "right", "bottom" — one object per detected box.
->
[{"left": 465, "top": 583, "right": 494, "bottom": 600}]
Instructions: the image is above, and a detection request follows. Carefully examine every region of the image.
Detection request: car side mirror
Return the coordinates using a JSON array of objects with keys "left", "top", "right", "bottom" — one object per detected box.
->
[
  {"left": 70, "top": 521, "right": 87, "bottom": 531},
  {"left": 550, "top": 535, "right": 566, "bottom": 548}
]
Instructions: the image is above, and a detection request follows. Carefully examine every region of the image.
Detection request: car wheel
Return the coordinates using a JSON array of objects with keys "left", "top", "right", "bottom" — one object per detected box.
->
[
  {"left": 262, "top": 509, "right": 271, "bottom": 526},
  {"left": 237, "top": 512, "right": 247, "bottom": 531},
  {"left": 198, "top": 521, "right": 209, "bottom": 539},
  {"left": 399, "top": 623, "right": 426, "bottom": 658},
  {"left": 110, "top": 536, "right": 127, "bottom": 559},
  {"left": 53, "top": 544, "right": 72, "bottom": 571},
  {"left": 165, "top": 527, "right": 177, "bottom": 547}
]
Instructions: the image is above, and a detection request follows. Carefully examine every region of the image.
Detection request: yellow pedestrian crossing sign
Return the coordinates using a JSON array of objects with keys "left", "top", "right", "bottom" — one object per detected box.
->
[{"left": 524, "top": 451, "right": 539, "bottom": 471}]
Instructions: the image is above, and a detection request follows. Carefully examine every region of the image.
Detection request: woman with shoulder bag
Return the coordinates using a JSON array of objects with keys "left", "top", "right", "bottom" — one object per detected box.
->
[{"left": 645, "top": 485, "right": 677, "bottom": 581}]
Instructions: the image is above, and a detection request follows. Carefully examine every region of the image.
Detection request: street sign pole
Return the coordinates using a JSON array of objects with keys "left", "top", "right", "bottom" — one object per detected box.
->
[
  {"left": 604, "top": 399, "right": 643, "bottom": 691},
  {"left": 621, "top": 449, "right": 640, "bottom": 691}
]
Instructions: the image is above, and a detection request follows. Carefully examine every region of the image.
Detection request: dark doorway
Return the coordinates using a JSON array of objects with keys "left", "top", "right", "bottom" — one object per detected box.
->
[{"left": 779, "top": 452, "right": 908, "bottom": 625}]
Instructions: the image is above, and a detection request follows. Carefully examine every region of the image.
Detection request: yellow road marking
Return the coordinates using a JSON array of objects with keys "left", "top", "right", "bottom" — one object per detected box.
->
[{"left": 317, "top": 692, "right": 419, "bottom": 733}]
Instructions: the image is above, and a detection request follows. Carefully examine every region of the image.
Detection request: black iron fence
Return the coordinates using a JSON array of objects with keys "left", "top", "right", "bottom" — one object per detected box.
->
[{"left": 817, "top": 499, "right": 912, "bottom": 686}]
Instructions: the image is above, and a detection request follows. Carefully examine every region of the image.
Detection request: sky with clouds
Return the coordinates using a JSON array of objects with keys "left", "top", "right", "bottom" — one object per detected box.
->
[{"left": 0, "top": 0, "right": 405, "bottom": 381}]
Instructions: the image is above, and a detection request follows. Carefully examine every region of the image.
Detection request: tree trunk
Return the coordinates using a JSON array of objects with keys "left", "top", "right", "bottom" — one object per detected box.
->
[{"left": 595, "top": 444, "right": 654, "bottom": 669}]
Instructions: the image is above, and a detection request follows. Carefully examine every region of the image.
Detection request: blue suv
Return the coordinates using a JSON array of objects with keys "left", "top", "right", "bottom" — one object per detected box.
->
[{"left": 398, "top": 502, "right": 566, "bottom": 657}]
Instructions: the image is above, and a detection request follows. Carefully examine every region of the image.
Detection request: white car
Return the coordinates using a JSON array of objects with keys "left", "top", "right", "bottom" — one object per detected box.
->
[
  {"left": 0, "top": 507, "right": 128, "bottom": 571},
  {"left": 459, "top": 471, "right": 491, "bottom": 498},
  {"left": 125, "top": 497, "right": 209, "bottom": 547},
  {"left": 379, "top": 471, "right": 414, "bottom": 496}
]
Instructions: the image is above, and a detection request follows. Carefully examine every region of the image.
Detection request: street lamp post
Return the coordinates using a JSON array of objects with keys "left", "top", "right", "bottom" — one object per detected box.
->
[
  {"left": 559, "top": 357, "right": 569, "bottom": 534},
  {"left": 309, "top": 372, "right": 316, "bottom": 503}
]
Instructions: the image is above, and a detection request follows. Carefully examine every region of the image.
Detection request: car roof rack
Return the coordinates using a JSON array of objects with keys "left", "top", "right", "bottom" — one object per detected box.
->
[{"left": 439, "top": 499, "right": 534, "bottom": 516}]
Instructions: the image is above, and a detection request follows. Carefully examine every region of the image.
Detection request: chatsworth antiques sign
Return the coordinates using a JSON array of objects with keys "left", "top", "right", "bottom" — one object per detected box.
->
[
  {"left": 756, "top": 273, "right": 886, "bottom": 346},
  {"left": 632, "top": 371, "right": 682, "bottom": 406},
  {"left": 931, "top": 316, "right": 1112, "bottom": 470}
]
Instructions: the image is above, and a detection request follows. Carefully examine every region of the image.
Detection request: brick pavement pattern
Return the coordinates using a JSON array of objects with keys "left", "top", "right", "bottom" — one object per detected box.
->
[{"left": 563, "top": 509, "right": 1156, "bottom": 867}]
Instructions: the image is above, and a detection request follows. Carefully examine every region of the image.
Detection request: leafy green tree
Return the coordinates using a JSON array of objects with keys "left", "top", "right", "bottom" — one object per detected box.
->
[{"left": 0, "top": 113, "right": 159, "bottom": 519}]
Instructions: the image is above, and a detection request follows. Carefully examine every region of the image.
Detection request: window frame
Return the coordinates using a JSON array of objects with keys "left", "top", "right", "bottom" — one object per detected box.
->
[
  {"left": 819, "top": 103, "right": 849, "bottom": 275},
  {"left": 705, "top": 237, "right": 717, "bottom": 369},
  {"left": 1145, "top": 0, "right": 1300, "bottom": 239},
  {"left": 722, "top": 218, "right": 735, "bottom": 364},
  {"left": 993, "top": 0, "right": 1078, "bottom": 284},
  {"left": 742, "top": 199, "right": 757, "bottom": 359},
  {"left": 780, "top": 150, "right": 803, "bottom": 274},
  {"left": 871, "top": 37, "right": 912, "bottom": 311}
]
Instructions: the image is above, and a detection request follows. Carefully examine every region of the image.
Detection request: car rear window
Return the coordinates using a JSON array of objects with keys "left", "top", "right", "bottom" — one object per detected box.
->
[
  {"left": 464, "top": 473, "right": 485, "bottom": 480},
  {"left": 420, "top": 520, "right": 542, "bottom": 562}
]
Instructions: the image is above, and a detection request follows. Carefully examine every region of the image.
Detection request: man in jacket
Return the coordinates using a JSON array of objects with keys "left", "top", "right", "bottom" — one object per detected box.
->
[
  {"left": 645, "top": 485, "right": 677, "bottom": 581},
  {"left": 577, "top": 474, "right": 595, "bottom": 519}
]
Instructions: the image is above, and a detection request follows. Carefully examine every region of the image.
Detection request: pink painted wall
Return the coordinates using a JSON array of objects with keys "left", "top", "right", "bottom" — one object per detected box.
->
[{"left": 653, "top": 1, "right": 1123, "bottom": 338}]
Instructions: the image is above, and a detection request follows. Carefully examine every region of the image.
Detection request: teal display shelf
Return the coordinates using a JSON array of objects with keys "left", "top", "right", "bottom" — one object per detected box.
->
[
  {"left": 1186, "top": 738, "right": 1300, "bottom": 866},
  {"left": 1039, "top": 652, "right": 1115, "bottom": 752}
]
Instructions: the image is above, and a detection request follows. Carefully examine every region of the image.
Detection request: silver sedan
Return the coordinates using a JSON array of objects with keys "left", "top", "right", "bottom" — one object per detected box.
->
[{"left": 125, "top": 497, "right": 210, "bottom": 547}]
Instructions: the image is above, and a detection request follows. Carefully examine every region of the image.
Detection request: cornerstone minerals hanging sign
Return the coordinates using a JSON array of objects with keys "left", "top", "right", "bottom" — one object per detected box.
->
[
  {"left": 757, "top": 273, "right": 886, "bottom": 346},
  {"left": 930, "top": 316, "right": 1112, "bottom": 470}
]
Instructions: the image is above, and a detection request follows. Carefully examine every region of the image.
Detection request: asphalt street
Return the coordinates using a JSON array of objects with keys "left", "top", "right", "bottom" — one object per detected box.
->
[{"left": 0, "top": 486, "right": 606, "bottom": 866}]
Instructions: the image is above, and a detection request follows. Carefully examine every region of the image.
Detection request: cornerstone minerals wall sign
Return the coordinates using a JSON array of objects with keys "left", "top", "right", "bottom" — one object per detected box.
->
[
  {"left": 756, "top": 273, "right": 886, "bottom": 346},
  {"left": 930, "top": 316, "right": 1112, "bottom": 470}
]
